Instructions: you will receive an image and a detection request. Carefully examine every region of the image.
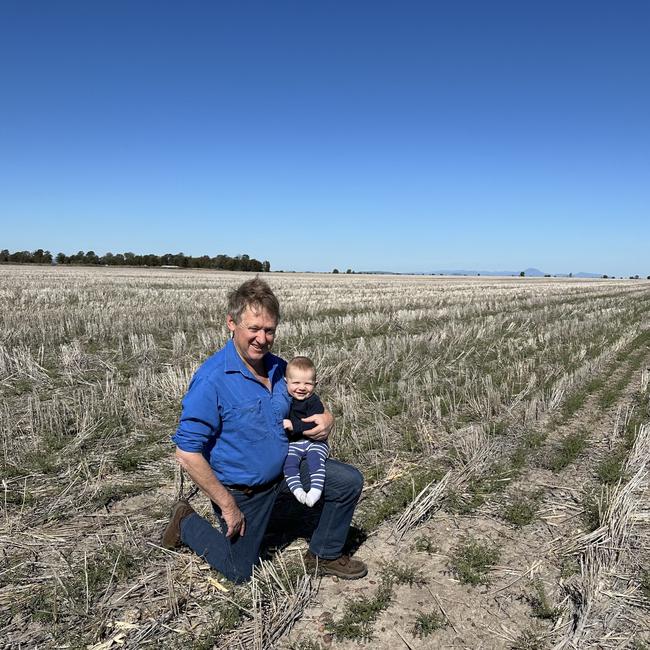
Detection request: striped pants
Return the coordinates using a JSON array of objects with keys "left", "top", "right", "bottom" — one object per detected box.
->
[{"left": 283, "top": 438, "right": 329, "bottom": 494}]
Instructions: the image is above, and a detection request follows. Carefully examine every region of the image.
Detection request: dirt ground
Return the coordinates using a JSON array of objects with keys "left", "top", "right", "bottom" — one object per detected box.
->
[{"left": 282, "top": 352, "right": 650, "bottom": 650}]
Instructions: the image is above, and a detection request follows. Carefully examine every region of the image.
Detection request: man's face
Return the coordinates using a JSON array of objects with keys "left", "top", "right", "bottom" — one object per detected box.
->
[
  {"left": 286, "top": 368, "right": 316, "bottom": 400},
  {"left": 227, "top": 305, "right": 277, "bottom": 369}
]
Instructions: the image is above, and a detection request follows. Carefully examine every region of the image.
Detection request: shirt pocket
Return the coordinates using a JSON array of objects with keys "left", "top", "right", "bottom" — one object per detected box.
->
[{"left": 228, "top": 398, "right": 269, "bottom": 443}]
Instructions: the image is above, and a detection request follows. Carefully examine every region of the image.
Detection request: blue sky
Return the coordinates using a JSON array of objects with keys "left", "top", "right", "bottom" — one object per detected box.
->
[{"left": 1, "top": 1, "right": 648, "bottom": 275}]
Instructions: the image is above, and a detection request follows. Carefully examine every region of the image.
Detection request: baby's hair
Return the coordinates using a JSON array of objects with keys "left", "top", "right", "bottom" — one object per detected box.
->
[{"left": 286, "top": 356, "right": 316, "bottom": 376}]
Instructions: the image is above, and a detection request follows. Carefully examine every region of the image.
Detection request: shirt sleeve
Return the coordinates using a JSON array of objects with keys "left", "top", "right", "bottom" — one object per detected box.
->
[{"left": 172, "top": 375, "right": 221, "bottom": 452}]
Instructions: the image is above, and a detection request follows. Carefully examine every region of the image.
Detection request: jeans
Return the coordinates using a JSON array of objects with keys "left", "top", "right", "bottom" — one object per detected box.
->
[{"left": 180, "top": 458, "right": 363, "bottom": 583}]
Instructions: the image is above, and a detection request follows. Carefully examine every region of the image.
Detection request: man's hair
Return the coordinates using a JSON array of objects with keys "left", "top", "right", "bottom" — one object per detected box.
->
[
  {"left": 227, "top": 277, "right": 280, "bottom": 324},
  {"left": 286, "top": 356, "right": 316, "bottom": 377}
]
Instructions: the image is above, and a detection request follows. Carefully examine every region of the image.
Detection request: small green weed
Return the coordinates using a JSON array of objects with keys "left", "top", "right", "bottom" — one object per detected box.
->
[
  {"left": 63, "top": 543, "right": 140, "bottom": 608},
  {"left": 92, "top": 480, "right": 160, "bottom": 509},
  {"left": 595, "top": 447, "right": 627, "bottom": 484},
  {"left": 640, "top": 568, "right": 650, "bottom": 600},
  {"left": 17, "top": 449, "right": 60, "bottom": 475},
  {"left": 411, "top": 610, "right": 447, "bottom": 637},
  {"left": 501, "top": 490, "right": 543, "bottom": 528},
  {"left": 383, "top": 398, "right": 405, "bottom": 418},
  {"left": 624, "top": 395, "right": 650, "bottom": 449},
  {"left": 527, "top": 578, "right": 561, "bottom": 620},
  {"left": 215, "top": 600, "right": 246, "bottom": 634},
  {"left": 560, "top": 388, "right": 588, "bottom": 422},
  {"left": 192, "top": 589, "right": 253, "bottom": 648},
  {"left": 289, "top": 640, "right": 322, "bottom": 650},
  {"left": 491, "top": 419, "right": 509, "bottom": 436},
  {"left": 599, "top": 386, "right": 620, "bottom": 409},
  {"left": 445, "top": 462, "right": 513, "bottom": 515},
  {"left": 541, "top": 430, "right": 588, "bottom": 471},
  {"left": 113, "top": 434, "right": 169, "bottom": 472},
  {"left": 380, "top": 561, "right": 427, "bottom": 586},
  {"left": 10, "top": 378, "right": 34, "bottom": 395},
  {"left": 19, "top": 586, "right": 58, "bottom": 624},
  {"left": 401, "top": 426, "right": 425, "bottom": 452},
  {"left": 114, "top": 448, "right": 141, "bottom": 471},
  {"left": 481, "top": 460, "right": 516, "bottom": 492},
  {"left": 511, "top": 625, "right": 548, "bottom": 650},
  {"left": 509, "top": 445, "right": 528, "bottom": 471},
  {"left": 583, "top": 375, "right": 605, "bottom": 395},
  {"left": 364, "top": 463, "right": 387, "bottom": 485},
  {"left": 413, "top": 535, "right": 437, "bottom": 553},
  {"left": 523, "top": 429, "right": 547, "bottom": 449},
  {"left": 356, "top": 465, "right": 445, "bottom": 532},
  {"left": 327, "top": 575, "right": 393, "bottom": 641},
  {"left": 449, "top": 538, "right": 500, "bottom": 586},
  {"left": 559, "top": 557, "right": 580, "bottom": 579},
  {"left": 630, "top": 641, "right": 649, "bottom": 650},
  {"left": 2, "top": 487, "right": 35, "bottom": 507},
  {"left": 581, "top": 489, "right": 603, "bottom": 533},
  {"left": 444, "top": 486, "right": 485, "bottom": 514}
]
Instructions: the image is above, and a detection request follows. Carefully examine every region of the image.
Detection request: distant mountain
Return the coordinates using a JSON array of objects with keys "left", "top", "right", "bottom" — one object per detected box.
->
[
  {"left": 429, "top": 269, "right": 530, "bottom": 276},
  {"left": 570, "top": 271, "right": 603, "bottom": 278},
  {"left": 427, "top": 267, "right": 603, "bottom": 277},
  {"left": 356, "top": 268, "right": 606, "bottom": 277}
]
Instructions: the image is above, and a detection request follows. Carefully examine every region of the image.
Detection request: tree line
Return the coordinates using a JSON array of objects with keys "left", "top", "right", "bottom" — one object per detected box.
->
[{"left": 0, "top": 249, "right": 270, "bottom": 272}]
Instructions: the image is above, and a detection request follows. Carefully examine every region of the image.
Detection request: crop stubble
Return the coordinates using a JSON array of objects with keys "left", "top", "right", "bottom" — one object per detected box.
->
[{"left": 0, "top": 265, "right": 649, "bottom": 648}]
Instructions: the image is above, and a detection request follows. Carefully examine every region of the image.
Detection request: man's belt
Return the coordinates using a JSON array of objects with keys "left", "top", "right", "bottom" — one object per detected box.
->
[{"left": 224, "top": 477, "right": 280, "bottom": 495}]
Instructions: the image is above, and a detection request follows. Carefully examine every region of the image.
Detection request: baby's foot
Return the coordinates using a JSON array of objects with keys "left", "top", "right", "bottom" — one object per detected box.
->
[
  {"left": 293, "top": 488, "right": 307, "bottom": 504},
  {"left": 304, "top": 488, "right": 322, "bottom": 507}
]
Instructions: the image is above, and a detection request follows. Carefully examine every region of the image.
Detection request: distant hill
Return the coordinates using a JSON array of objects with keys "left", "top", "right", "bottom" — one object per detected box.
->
[{"left": 427, "top": 267, "right": 603, "bottom": 277}]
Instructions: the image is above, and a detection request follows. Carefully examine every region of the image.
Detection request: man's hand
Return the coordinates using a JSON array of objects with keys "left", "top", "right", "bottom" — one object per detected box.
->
[
  {"left": 283, "top": 418, "right": 293, "bottom": 431},
  {"left": 301, "top": 411, "right": 334, "bottom": 441},
  {"left": 175, "top": 448, "right": 246, "bottom": 538},
  {"left": 222, "top": 502, "right": 246, "bottom": 538}
]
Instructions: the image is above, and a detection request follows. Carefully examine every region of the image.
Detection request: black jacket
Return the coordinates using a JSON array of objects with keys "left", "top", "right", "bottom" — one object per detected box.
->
[{"left": 287, "top": 393, "right": 324, "bottom": 440}]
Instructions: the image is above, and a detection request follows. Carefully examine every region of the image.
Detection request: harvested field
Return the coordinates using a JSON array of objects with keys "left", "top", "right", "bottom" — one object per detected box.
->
[{"left": 1, "top": 265, "right": 649, "bottom": 649}]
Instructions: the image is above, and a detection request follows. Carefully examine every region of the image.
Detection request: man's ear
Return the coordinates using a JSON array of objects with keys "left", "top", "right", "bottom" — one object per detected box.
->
[{"left": 226, "top": 314, "right": 237, "bottom": 334}]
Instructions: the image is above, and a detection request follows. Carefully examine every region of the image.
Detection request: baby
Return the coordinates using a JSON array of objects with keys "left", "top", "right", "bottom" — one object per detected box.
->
[{"left": 283, "top": 356, "right": 329, "bottom": 507}]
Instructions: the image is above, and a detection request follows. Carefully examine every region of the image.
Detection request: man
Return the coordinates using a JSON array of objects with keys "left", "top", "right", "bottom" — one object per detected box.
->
[{"left": 162, "top": 277, "right": 367, "bottom": 583}]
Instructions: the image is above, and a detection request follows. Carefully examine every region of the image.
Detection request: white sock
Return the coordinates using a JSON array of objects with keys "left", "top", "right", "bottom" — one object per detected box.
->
[
  {"left": 293, "top": 488, "right": 307, "bottom": 504},
  {"left": 304, "top": 488, "right": 322, "bottom": 507}
]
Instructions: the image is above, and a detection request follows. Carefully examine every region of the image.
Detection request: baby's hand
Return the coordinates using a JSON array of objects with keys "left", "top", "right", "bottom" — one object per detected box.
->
[{"left": 283, "top": 419, "right": 293, "bottom": 431}]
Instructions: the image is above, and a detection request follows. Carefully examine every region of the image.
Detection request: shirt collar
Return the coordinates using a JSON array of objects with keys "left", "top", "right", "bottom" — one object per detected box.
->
[{"left": 223, "top": 338, "right": 282, "bottom": 383}]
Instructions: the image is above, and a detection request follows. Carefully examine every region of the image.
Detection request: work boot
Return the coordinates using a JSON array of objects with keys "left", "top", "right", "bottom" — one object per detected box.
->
[
  {"left": 161, "top": 500, "right": 195, "bottom": 549},
  {"left": 304, "top": 551, "right": 368, "bottom": 579}
]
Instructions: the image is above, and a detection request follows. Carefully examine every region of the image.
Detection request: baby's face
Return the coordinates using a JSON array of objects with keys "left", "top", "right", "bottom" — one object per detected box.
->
[{"left": 286, "top": 368, "right": 316, "bottom": 400}]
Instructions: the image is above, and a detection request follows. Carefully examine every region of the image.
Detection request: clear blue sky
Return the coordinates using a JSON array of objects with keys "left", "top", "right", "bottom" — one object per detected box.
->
[{"left": 1, "top": 1, "right": 648, "bottom": 275}]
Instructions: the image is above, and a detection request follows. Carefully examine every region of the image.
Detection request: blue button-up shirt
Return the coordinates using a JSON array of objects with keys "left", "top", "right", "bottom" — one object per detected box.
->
[{"left": 172, "top": 339, "right": 291, "bottom": 486}]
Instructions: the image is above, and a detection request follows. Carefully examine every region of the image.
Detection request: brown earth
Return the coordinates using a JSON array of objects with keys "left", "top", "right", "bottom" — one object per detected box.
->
[{"left": 281, "top": 350, "right": 650, "bottom": 650}]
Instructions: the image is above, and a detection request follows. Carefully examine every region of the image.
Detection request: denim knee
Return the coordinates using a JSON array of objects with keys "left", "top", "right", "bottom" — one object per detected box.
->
[
  {"left": 327, "top": 460, "right": 363, "bottom": 499},
  {"left": 346, "top": 465, "right": 364, "bottom": 497}
]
